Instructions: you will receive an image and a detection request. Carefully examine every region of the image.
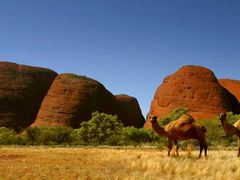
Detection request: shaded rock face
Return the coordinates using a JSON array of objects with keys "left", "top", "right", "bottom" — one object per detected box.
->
[
  {"left": 219, "top": 79, "right": 240, "bottom": 101},
  {"left": 145, "top": 65, "right": 240, "bottom": 128},
  {"left": 115, "top": 95, "right": 145, "bottom": 128},
  {"left": 33, "top": 74, "right": 145, "bottom": 128},
  {"left": 0, "top": 61, "right": 57, "bottom": 130}
]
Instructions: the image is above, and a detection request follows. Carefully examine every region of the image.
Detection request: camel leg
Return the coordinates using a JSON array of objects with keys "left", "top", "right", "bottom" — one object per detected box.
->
[
  {"left": 198, "top": 140, "right": 204, "bottom": 158},
  {"left": 238, "top": 137, "right": 240, "bottom": 157},
  {"left": 174, "top": 141, "right": 179, "bottom": 156},
  {"left": 168, "top": 139, "right": 173, "bottom": 157},
  {"left": 203, "top": 140, "right": 208, "bottom": 157}
]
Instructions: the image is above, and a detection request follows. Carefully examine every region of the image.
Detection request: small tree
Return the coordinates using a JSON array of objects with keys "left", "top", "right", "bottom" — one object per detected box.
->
[{"left": 70, "top": 112, "right": 124, "bottom": 145}]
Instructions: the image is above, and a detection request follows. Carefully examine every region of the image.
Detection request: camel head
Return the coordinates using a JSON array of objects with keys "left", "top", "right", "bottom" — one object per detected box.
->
[
  {"left": 219, "top": 112, "right": 227, "bottom": 122},
  {"left": 149, "top": 115, "right": 158, "bottom": 124}
]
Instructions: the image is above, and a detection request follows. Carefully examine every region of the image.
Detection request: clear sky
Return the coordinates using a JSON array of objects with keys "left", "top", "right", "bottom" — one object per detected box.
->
[{"left": 1, "top": 1, "right": 240, "bottom": 116}]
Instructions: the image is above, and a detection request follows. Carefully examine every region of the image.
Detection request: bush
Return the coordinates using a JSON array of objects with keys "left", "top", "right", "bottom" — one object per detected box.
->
[
  {"left": 70, "top": 112, "right": 124, "bottom": 145},
  {"left": 120, "top": 127, "right": 155, "bottom": 145},
  {"left": 25, "top": 126, "right": 73, "bottom": 145},
  {"left": 52, "top": 126, "right": 73, "bottom": 144},
  {"left": 0, "top": 127, "right": 18, "bottom": 145},
  {"left": 25, "top": 127, "right": 41, "bottom": 145}
]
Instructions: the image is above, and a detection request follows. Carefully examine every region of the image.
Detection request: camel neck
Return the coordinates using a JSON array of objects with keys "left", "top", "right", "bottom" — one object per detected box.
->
[
  {"left": 152, "top": 122, "right": 167, "bottom": 137},
  {"left": 221, "top": 119, "right": 237, "bottom": 136}
]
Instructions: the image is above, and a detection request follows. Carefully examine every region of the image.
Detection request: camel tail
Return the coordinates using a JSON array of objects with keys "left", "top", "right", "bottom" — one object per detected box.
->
[{"left": 195, "top": 124, "right": 207, "bottom": 139}]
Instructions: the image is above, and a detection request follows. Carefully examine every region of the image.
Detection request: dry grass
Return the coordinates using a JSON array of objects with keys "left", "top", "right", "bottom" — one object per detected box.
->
[{"left": 0, "top": 147, "right": 239, "bottom": 180}]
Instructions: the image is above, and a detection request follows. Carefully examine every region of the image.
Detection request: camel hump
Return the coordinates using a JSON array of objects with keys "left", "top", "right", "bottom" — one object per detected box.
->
[
  {"left": 164, "top": 114, "right": 196, "bottom": 131},
  {"left": 177, "top": 114, "right": 195, "bottom": 124}
]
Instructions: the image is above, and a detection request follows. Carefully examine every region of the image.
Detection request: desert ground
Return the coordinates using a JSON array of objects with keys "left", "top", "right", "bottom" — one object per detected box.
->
[{"left": 0, "top": 147, "right": 239, "bottom": 180}]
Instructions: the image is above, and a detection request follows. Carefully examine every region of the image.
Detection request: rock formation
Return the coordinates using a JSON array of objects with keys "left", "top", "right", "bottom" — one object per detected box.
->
[
  {"left": 33, "top": 74, "right": 145, "bottom": 128},
  {"left": 0, "top": 61, "right": 57, "bottom": 130},
  {"left": 219, "top": 79, "right": 240, "bottom": 101},
  {"left": 145, "top": 65, "right": 240, "bottom": 127},
  {"left": 115, "top": 94, "right": 145, "bottom": 128}
]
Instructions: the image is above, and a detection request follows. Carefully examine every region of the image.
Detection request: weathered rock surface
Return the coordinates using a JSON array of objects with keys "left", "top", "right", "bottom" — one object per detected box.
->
[
  {"left": 145, "top": 65, "right": 240, "bottom": 128},
  {"left": 0, "top": 61, "right": 57, "bottom": 130},
  {"left": 33, "top": 74, "right": 145, "bottom": 128},
  {"left": 219, "top": 79, "right": 240, "bottom": 101},
  {"left": 115, "top": 95, "right": 145, "bottom": 128}
]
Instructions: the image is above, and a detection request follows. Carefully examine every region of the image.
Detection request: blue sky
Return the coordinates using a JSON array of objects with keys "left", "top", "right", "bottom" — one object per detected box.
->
[{"left": 1, "top": 1, "right": 240, "bottom": 116}]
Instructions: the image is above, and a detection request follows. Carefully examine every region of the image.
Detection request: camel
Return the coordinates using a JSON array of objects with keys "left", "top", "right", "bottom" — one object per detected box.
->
[
  {"left": 149, "top": 114, "right": 207, "bottom": 158},
  {"left": 219, "top": 113, "right": 240, "bottom": 157}
]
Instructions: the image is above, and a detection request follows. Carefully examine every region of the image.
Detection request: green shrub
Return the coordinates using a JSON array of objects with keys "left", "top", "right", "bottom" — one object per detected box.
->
[
  {"left": 200, "top": 119, "right": 224, "bottom": 146},
  {"left": 52, "top": 126, "right": 73, "bottom": 144},
  {"left": 105, "top": 134, "right": 123, "bottom": 146},
  {"left": 70, "top": 112, "right": 124, "bottom": 145},
  {"left": 0, "top": 127, "right": 18, "bottom": 145},
  {"left": 120, "top": 127, "right": 153, "bottom": 145},
  {"left": 25, "top": 127, "right": 40, "bottom": 145},
  {"left": 25, "top": 126, "right": 73, "bottom": 145}
]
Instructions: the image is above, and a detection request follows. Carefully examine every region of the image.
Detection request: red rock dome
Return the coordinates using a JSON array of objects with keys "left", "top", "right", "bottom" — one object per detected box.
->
[
  {"left": 33, "top": 74, "right": 145, "bottom": 128},
  {"left": 32, "top": 74, "right": 116, "bottom": 128},
  {"left": 0, "top": 61, "right": 57, "bottom": 130},
  {"left": 144, "top": 65, "right": 240, "bottom": 128},
  {"left": 115, "top": 94, "right": 145, "bottom": 128}
]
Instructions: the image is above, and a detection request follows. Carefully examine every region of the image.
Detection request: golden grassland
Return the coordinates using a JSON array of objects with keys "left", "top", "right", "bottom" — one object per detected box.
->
[{"left": 0, "top": 146, "right": 239, "bottom": 180}]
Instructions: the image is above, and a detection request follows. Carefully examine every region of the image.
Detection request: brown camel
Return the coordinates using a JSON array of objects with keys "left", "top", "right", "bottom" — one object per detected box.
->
[
  {"left": 150, "top": 114, "right": 207, "bottom": 158},
  {"left": 219, "top": 113, "right": 240, "bottom": 157}
]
